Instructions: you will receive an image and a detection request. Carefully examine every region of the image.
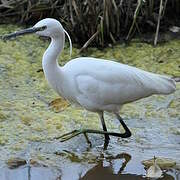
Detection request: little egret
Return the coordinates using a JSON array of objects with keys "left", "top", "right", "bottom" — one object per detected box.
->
[{"left": 2, "top": 18, "right": 176, "bottom": 145}]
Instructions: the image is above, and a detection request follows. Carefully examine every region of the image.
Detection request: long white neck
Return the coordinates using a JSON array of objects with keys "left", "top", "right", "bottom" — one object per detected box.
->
[{"left": 42, "top": 33, "right": 65, "bottom": 92}]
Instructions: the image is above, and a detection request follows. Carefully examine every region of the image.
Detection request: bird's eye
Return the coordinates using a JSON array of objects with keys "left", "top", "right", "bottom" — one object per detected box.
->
[
  {"left": 42, "top": 26, "right": 47, "bottom": 30},
  {"left": 37, "top": 26, "right": 47, "bottom": 31}
]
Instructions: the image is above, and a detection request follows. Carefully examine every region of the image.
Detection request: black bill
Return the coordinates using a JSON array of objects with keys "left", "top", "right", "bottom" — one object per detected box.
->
[{"left": 2, "top": 26, "right": 46, "bottom": 40}]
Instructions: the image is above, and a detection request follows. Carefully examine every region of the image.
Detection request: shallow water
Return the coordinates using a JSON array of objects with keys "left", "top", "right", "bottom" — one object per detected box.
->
[{"left": 0, "top": 25, "right": 180, "bottom": 179}]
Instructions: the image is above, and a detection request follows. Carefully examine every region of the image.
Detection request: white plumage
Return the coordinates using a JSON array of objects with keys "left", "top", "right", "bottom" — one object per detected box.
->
[
  {"left": 3, "top": 18, "right": 176, "bottom": 144},
  {"left": 59, "top": 58, "right": 175, "bottom": 113},
  {"left": 44, "top": 56, "right": 175, "bottom": 114}
]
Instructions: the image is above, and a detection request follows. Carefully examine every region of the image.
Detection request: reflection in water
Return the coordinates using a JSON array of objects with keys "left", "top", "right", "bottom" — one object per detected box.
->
[
  {"left": 28, "top": 165, "right": 31, "bottom": 180},
  {"left": 79, "top": 152, "right": 176, "bottom": 180},
  {"left": 80, "top": 153, "right": 133, "bottom": 179}
]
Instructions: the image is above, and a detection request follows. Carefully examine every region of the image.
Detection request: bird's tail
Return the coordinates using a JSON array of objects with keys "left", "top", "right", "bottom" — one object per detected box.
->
[
  {"left": 172, "top": 76, "right": 180, "bottom": 82},
  {"left": 153, "top": 75, "right": 176, "bottom": 94}
]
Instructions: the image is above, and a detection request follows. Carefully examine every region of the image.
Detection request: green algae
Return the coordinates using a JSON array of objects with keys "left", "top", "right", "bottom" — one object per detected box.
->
[
  {"left": 0, "top": 25, "right": 180, "bottom": 171},
  {"left": 0, "top": 111, "right": 8, "bottom": 122},
  {"left": 85, "top": 40, "right": 180, "bottom": 76}
]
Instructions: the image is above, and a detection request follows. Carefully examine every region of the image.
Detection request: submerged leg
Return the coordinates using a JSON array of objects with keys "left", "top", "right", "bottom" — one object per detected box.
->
[
  {"left": 83, "top": 132, "right": 92, "bottom": 147},
  {"left": 54, "top": 112, "right": 131, "bottom": 143}
]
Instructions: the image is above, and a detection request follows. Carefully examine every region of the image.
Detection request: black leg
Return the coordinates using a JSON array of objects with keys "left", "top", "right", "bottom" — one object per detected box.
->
[
  {"left": 54, "top": 113, "right": 132, "bottom": 143},
  {"left": 115, "top": 113, "right": 132, "bottom": 138},
  {"left": 99, "top": 112, "right": 110, "bottom": 142}
]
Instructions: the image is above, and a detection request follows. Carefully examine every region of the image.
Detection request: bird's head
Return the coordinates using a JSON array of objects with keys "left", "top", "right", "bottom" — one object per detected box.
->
[
  {"left": 34, "top": 18, "right": 64, "bottom": 38},
  {"left": 2, "top": 18, "right": 72, "bottom": 56},
  {"left": 2, "top": 18, "right": 64, "bottom": 39}
]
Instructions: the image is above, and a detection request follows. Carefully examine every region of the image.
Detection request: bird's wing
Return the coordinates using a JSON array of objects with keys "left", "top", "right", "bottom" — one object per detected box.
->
[
  {"left": 75, "top": 60, "right": 158, "bottom": 106},
  {"left": 64, "top": 58, "right": 175, "bottom": 109}
]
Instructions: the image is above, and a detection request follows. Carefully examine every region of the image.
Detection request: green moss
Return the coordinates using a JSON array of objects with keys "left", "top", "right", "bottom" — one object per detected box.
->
[
  {"left": 27, "top": 134, "right": 45, "bottom": 142},
  {"left": 0, "top": 111, "right": 8, "bottom": 121},
  {"left": 11, "top": 143, "right": 24, "bottom": 151},
  {"left": 0, "top": 136, "right": 8, "bottom": 145},
  {"left": 85, "top": 40, "right": 180, "bottom": 76},
  {"left": 19, "top": 114, "right": 34, "bottom": 126}
]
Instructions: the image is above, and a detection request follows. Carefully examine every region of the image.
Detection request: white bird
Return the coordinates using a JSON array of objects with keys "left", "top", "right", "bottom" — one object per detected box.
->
[{"left": 2, "top": 18, "right": 176, "bottom": 145}]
